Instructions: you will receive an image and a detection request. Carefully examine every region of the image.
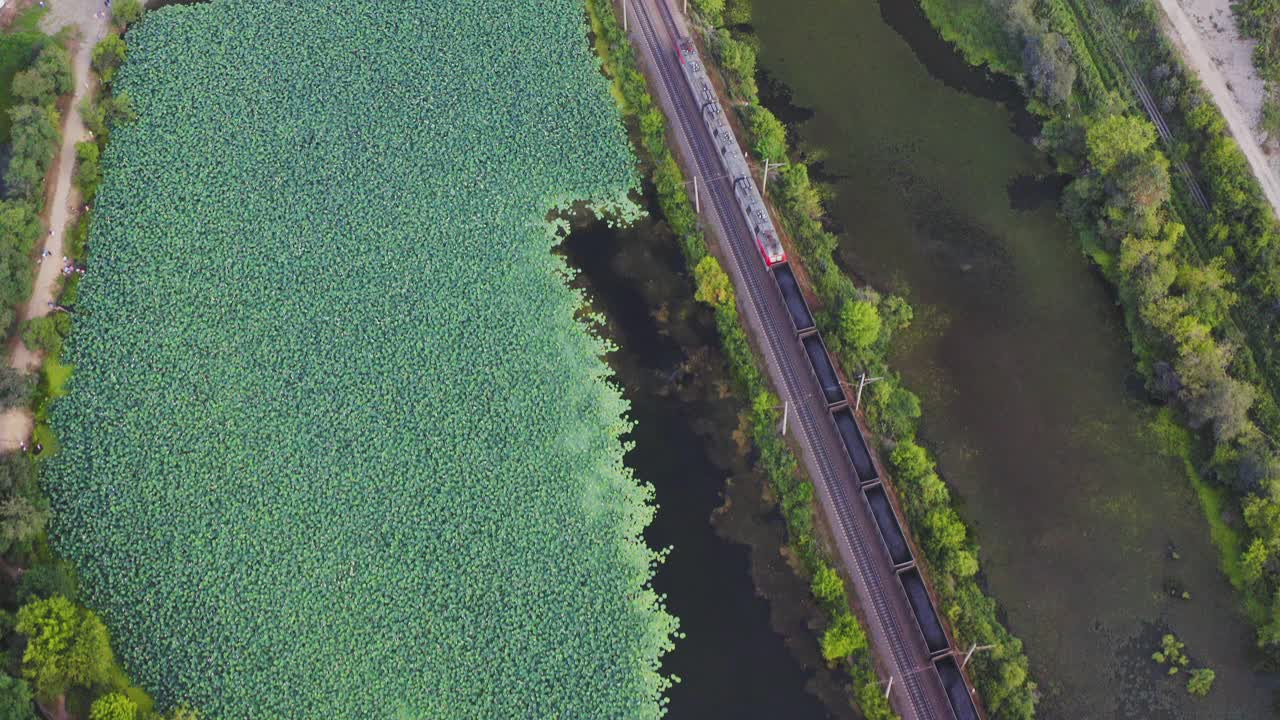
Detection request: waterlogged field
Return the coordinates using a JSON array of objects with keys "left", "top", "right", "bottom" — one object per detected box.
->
[{"left": 44, "top": 1, "right": 676, "bottom": 717}]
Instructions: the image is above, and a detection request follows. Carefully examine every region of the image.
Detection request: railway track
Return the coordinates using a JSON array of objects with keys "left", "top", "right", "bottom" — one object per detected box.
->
[
  {"left": 1072, "top": 0, "right": 1210, "bottom": 211},
  {"left": 626, "top": 1, "right": 952, "bottom": 717}
]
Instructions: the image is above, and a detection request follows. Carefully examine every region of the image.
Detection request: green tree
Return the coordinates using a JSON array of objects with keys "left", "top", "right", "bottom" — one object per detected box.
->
[
  {"left": 1186, "top": 667, "right": 1215, "bottom": 696},
  {"left": 1086, "top": 113, "right": 1157, "bottom": 174},
  {"left": 75, "top": 141, "right": 101, "bottom": 201},
  {"left": 0, "top": 200, "right": 42, "bottom": 253},
  {"left": 864, "top": 380, "right": 920, "bottom": 441},
  {"left": 6, "top": 104, "right": 60, "bottom": 200},
  {"left": 743, "top": 104, "right": 786, "bottom": 164},
  {"left": 839, "top": 299, "right": 882, "bottom": 352},
  {"left": 10, "top": 70, "right": 54, "bottom": 107},
  {"left": 925, "top": 508, "right": 968, "bottom": 553},
  {"left": 713, "top": 29, "right": 757, "bottom": 100},
  {"left": 14, "top": 596, "right": 116, "bottom": 701},
  {"left": 89, "top": 692, "right": 136, "bottom": 720},
  {"left": 1183, "top": 369, "right": 1256, "bottom": 443},
  {"left": 810, "top": 564, "right": 844, "bottom": 612},
  {"left": 1176, "top": 256, "right": 1236, "bottom": 327},
  {"left": 690, "top": 0, "right": 725, "bottom": 23},
  {"left": 879, "top": 295, "right": 913, "bottom": 334},
  {"left": 724, "top": 0, "right": 751, "bottom": 25},
  {"left": 693, "top": 255, "right": 733, "bottom": 308},
  {"left": 1023, "top": 31, "right": 1077, "bottom": 106},
  {"left": 16, "top": 561, "right": 79, "bottom": 605},
  {"left": 0, "top": 675, "right": 35, "bottom": 720},
  {"left": 111, "top": 0, "right": 144, "bottom": 27},
  {"left": 1103, "top": 149, "right": 1170, "bottom": 240},
  {"left": 0, "top": 366, "right": 31, "bottom": 410},
  {"left": 944, "top": 546, "right": 980, "bottom": 578},
  {"left": 1, "top": 494, "right": 48, "bottom": 554},
  {"left": 1243, "top": 537, "right": 1269, "bottom": 586},
  {"left": 22, "top": 313, "right": 71, "bottom": 356},
  {"left": 774, "top": 164, "right": 821, "bottom": 221},
  {"left": 91, "top": 35, "right": 127, "bottom": 85},
  {"left": 33, "top": 44, "right": 72, "bottom": 98},
  {"left": 0, "top": 453, "right": 35, "bottom": 498},
  {"left": 890, "top": 438, "right": 933, "bottom": 482},
  {"left": 819, "top": 612, "right": 867, "bottom": 663}
]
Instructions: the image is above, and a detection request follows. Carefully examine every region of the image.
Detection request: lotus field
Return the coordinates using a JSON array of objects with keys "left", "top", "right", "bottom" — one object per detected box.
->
[{"left": 44, "top": 1, "right": 676, "bottom": 717}]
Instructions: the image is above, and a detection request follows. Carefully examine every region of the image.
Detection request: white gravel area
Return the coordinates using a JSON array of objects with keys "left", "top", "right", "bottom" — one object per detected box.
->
[{"left": 1154, "top": 0, "right": 1280, "bottom": 216}]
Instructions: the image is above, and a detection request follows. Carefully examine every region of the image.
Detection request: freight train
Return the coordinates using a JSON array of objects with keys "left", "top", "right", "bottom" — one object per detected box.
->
[
  {"left": 675, "top": 37, "right": 786, "bottom": 267},
  {"left": 669, "top": 24, "right": 978, "bottom": 720}
]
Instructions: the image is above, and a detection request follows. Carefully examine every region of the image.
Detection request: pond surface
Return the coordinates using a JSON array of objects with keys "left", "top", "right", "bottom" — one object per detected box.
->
[
  {"left": 562, "top": 201, "right": 857, "bottom": 720},
  {"left": 751, "top": 0, "right": 1277, "bottom": 717}
]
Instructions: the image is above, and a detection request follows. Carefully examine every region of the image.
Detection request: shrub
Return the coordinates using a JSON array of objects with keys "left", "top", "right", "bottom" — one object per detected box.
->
[
  {"left": 90, "top": 35, "right": 125, "bottom": 85},
  {"left": 839, "top": 300, "right": 882, "bottom": 354},
  {"left": 16, "top": 560, "right": 79, "bottom": 605},
  {"left": 820, "top": 612, "right": 869, "bottom": 663},
  {"left": 89, "top": 693, "right": 136, "bottom": 720},
  {"left": 111, "top": 0, "right": 143, "bottom": 28},
  {"left": 0, "top": 674, "right": 35, "bottom": 720},
  {"left": 15, "top": 596, "right": 115, "bottom": 701},
  {"left": 1186, "top": 667, "right": 1215, "bottom": 696},
  {"left": 21, "top": 313, "right": 70, "bottom": 356},
  {"left": 810, "top": 563, "right": 845, "bottom": 612}
]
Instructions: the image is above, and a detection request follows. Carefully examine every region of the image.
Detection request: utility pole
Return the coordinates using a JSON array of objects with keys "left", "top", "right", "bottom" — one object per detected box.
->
[
  {"left": 884, "top": 675, "right": 894, "bottom": 700},
  {"left": 693, "top": 175, "right": 700, "bottom": 214},
  {"left": 623, "top": 0, "right": 628, "bottom": 32},
  {"left": 780, "top": 400, "right": 789, "bottom": 435},
  {"left": 854, "top": 373, "right": 884, "bottom": 413},
  {"left": 760, "top": 159, "right": 786, "bottom": 195},
  {"left": 961, "top": 643, "right": 997, "bottom": 670}
]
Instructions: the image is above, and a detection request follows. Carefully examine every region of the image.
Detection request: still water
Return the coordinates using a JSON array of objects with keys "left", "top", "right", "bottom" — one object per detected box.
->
[
  {"left": 563, "top": 203, "right": 857, "bottom": 719},
  {"left": 751, "top": 0, "right": 1276, "bottom": 717}
]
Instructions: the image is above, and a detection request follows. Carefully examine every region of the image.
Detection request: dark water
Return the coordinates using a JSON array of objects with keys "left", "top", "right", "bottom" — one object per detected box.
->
[
  {"left": 561, "top": 201, "right": 858, "bottom": 720},
  {"left": 752, "top": 0, "right": 1278, "bottom": 717}
]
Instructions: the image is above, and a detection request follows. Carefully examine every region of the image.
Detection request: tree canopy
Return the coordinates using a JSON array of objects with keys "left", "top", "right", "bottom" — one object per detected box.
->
[
  {"left": 14, "top": 596, "right": 116, "bottom": 701},
  {"left": 0, "top": 675, "right": 35, "bottom": 720}
]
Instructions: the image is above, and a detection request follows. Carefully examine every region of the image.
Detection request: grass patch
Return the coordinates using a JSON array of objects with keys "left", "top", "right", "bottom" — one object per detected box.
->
[
  {"left": 41, "top": 355, "right": 72, "bottom": 399},
  {"left": 1150, "top": 408, "right": 1258, "bottom": 618},
  {"left": 10, "top": 4, "right": 47, "bottom": 34}
]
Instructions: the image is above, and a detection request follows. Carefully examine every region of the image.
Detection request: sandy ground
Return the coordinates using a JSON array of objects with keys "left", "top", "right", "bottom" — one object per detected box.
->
[
  {"left": 1154, "top": 0, "right": 1280, "bottom": 216},
  {"left": 0, "top": 0, "right": 108, "bottom": 451}
]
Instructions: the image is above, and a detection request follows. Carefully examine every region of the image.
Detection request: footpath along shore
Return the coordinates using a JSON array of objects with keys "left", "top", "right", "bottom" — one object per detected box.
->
[{"left": 0, "top": 0, "right": 108, "bottom": 450}]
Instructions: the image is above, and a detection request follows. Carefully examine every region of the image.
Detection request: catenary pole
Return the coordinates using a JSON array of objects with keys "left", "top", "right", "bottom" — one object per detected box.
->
[
  {"left": 961, "top": 643, "right": 997, "bottom": 670},
  {"left": 855, "top": 373, "right": 884, "bottom": 413}
]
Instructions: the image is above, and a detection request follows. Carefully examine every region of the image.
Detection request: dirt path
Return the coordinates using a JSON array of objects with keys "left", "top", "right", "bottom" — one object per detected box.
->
[
  {"left": 0, "top": 0, "right": 108, "bottom": 451},
  {"left": 1154, "top": 0, "right": 1280, "bottom": 218}
]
